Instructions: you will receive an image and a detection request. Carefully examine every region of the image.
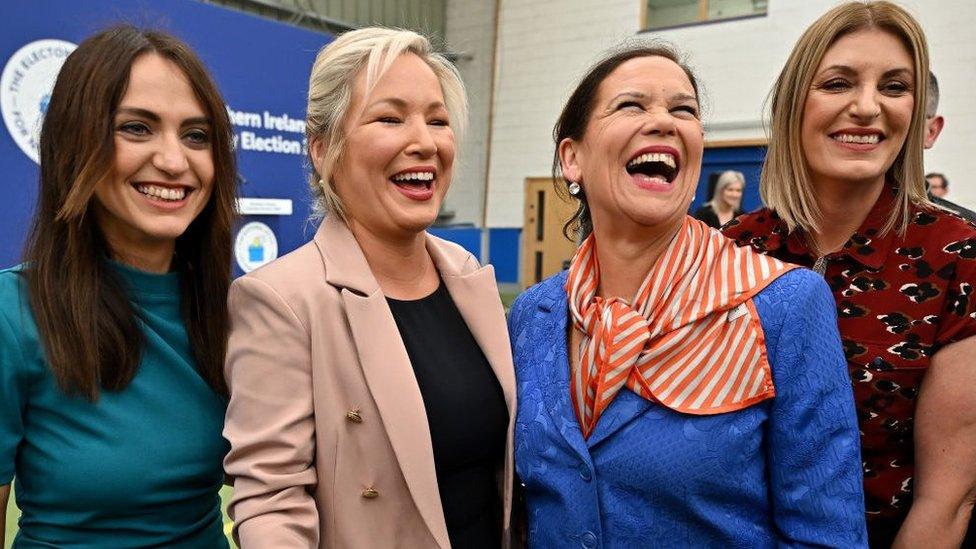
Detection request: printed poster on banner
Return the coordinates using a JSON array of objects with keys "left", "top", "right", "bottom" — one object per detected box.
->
[
  {"left": 1, "top": 39, "right": 77, "bottom": 163},
  {"left": 235, "top": 221, "right": 278, "bottom": 273}
]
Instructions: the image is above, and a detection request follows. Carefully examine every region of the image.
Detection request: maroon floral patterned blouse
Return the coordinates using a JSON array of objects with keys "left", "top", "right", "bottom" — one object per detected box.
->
[{"left": 723, "top": 188, "right": 976, "bottom": 545}]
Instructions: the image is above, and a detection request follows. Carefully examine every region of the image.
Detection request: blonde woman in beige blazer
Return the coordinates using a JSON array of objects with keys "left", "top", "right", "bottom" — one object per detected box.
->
[{"left": 223, "top": 28, "right": 515, "bottom": 548}]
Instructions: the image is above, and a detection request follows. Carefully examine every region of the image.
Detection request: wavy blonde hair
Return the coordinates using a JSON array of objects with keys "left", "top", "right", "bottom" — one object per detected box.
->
[
  {"left": 305, "top": 27, "right": 467, "bottom": 220},
  {"left": 762, "top": 1, "right": 930, "bottom": 242}
]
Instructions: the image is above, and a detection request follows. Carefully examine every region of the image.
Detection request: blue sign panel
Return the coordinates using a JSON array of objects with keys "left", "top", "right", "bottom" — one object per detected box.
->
[{"left": 0, "top": 0, "right": 331, "bottom": 274}]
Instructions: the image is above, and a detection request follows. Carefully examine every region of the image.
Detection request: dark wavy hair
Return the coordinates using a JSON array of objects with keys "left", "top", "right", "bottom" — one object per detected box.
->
[
  {"left": 552, "top": 43, "right": 700, "bottom": 240},
  {"left": 23, "top": 25, "right": 237, "bottom": 400}
]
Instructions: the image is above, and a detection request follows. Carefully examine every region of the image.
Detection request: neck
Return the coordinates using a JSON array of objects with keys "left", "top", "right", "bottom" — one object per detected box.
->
[
  {"left": 713, "top": 200, "right": 734, "bottom": 215},
  {"left": 347, "top": 219, "right": 435, "bottom": 298},
  {"left": 592, "top": 219, "right": 682, "bottom": 301},
  {"left": 107, "top": 238, "right": 175, "bottom": 274},
  {"left": 810, "top": 175, "right": 885, "bottom": 255}
]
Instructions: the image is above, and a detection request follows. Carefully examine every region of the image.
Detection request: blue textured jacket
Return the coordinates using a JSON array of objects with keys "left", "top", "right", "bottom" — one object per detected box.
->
[{"left": 509, "top": 269, "right": 867, "bottom": 548}]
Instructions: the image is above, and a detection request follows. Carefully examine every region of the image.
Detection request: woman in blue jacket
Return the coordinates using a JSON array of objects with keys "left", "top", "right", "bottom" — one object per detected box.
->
[{"left": 509, "top": 43, "right": 866, "bottom": 548}]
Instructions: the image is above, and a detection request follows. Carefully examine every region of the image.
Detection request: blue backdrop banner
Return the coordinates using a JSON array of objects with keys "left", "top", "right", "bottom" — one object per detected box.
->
[{"left": 0, "top": 0, "right": 331, "bottom": 275}]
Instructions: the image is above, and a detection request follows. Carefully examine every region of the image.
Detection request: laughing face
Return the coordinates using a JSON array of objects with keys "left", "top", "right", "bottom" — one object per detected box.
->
[
  {"left": 93, "top": 53, "right": 214, "bottom": 265},
  {"left": 327, "top": 53, "right": 455, "bottom": 240},
  {"left": 559, "top": 55, "right": 703, "bottom": 235},
  {"left": 801, "top": 28, "right": 915, "bottom": 190}
]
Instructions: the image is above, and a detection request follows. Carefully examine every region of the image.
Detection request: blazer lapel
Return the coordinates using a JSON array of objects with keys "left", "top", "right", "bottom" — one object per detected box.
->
[
  {"left": 546, "top": 271, "right": 653, "bottom": 449},
  {"left": 535, "top": 280, "right": 591, "bottom": 462},
  {"left": 317, "top": 217, "right": 450, "bottom": 549},
  {"left": 584, "top": 386, "right": 653, "bottom": 448},
  {"left": 440, "top": 266, "right": 516, "bottom": 421},
  {"left": 440, "top": 264, "right": 517, "bottom": 531}
]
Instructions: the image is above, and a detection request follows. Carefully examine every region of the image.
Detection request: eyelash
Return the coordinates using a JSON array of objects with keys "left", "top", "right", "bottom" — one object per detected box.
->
[
  {"left": 819, "top": 78, "right": 911, "bottom": 95},
  {"left": 118, "top": 121, "right": 150, "bottom": 135},
  {"left": 616, "top": 101, "right": 699, "bottom": 117},
  {"left": 117, "top": 121, "right": 210, "bottom": 146},
  {"left": 377, "top": 116, "right": 450, "bottom": 126}
]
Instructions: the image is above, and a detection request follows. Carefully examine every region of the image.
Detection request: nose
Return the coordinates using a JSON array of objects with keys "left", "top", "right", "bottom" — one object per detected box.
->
[
  {"left": 640, "top": 108, "right": 678, "bottom": 136},
  {"left": 849, "top": 84, "right": 882, "bottom": 120},
  {"left": 152, "top": 133, "right": 190, "bottom": 176},
  {"left": 405, "top": 118, "right": 437, "bottom": 158}
]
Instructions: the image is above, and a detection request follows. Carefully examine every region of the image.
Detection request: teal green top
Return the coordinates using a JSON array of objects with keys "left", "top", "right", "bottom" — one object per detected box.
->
[{"left": 0, "top": 263, "right": 229, "bottom": 548}]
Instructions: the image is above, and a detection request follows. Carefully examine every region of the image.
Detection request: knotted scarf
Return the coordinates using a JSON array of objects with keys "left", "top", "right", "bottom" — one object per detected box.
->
[{"left": 566, "top": 216, "right": 796, "bottom": 438}]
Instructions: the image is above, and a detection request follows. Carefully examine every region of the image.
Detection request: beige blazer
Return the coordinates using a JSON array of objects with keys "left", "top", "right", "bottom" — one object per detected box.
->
[{"left": 223, "top": 216, "right": 515, "bottom": 549}]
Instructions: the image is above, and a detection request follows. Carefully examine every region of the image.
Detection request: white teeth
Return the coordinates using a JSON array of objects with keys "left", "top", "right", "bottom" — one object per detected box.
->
[
  {"left": 392, "top": 171, "right": 435, "bottom": 182},
  {"left": 833, "top": 133, "right": 880, "bottom": 144},
  {"left": 627, "top": 152, "right": 676, "bottom": 169},
  {"left": 136, "top": 184, "right": 187, "bottom": 201}
]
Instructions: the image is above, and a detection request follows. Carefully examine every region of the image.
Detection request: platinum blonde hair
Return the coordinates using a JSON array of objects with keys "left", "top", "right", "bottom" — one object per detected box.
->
[
  {"left": 761, "top": 1, "right": 930, "bottom": 243},
  {"left": 305, "top": 27, "right": 467, "bottom": 220},
  {"left": 707, "top": 170, "right": 745, "bottom": 210}
]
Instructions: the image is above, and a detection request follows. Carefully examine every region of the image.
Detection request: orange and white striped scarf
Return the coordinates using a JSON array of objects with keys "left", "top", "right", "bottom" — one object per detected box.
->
[{"left": 566, "top": 216, "right": 796, "bottom": 438}]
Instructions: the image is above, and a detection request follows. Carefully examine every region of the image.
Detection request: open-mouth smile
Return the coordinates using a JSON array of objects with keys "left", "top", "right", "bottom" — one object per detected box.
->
[
  {"left": 625, "top": 146, "right": 681, "bottom": 186},
  {"left": 829, "top": 128, "right": 885, "bottom": 148},
  {"left": 390, "top": 167, "right": 437, "bottom": 201},
  {"left": 133, "top": 182, "right": 195, "bottom": 204}
]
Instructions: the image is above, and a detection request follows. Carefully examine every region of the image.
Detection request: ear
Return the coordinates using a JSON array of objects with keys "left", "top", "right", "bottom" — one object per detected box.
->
[
  {"left": 309, "top": 136, "right": 327, "bottom": 177},
  {"left": 558, "top": 137, "right": 583, "bottom": 185},
  {"left": 924, "top": 115, "right": 944, "bottom": 150}
]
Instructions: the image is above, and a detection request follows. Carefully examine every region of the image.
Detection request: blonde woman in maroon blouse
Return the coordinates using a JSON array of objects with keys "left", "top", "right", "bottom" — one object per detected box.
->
[{"left": 724, "top": 2, "right": 976, "bottom": 546}]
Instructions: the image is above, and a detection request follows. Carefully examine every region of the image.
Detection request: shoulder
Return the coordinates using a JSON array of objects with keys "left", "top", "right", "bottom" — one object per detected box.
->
[
  {"left": 0, "top": 266, "right": 32, "bottom": 329},
  {"left": 236, "top": 240, "right": 324, "bottom": 293},
  {"left": 907, "top": 204, "right": 976, "bottom": 249},
  {"left": 0, "top": 266, "right": 38, "bottom": 370},
  {"left": 426, "top": 232, "right": 482, "bottom": 274},
  {"left": 754, "top": 268, "right": 830, "bottom": 313},
  {"left": 722, "top": 207, "right": 783, "bottom": 248},
  {"left": 511, "top": 271, "right": 566, "bottom": 315},
  {"left": 229, "top": 240, "right": 332, "bottom": 322},
  {"left": 752, "top": 268, "right": 835, "bottom": 349}
]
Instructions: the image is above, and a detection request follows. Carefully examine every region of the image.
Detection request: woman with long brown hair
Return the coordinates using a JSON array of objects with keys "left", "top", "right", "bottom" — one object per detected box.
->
[
  {"left": 724, "top": 2, "right": 976, "bottom": 546},
  {"left": 0, "top": 25, "right": 236, "bottom": 547}
]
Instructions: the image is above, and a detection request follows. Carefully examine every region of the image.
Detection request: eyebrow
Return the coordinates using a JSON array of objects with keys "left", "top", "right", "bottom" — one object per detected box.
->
[
  {"left": 367, "top": 97, "right": 447, "bottom": 111},
  {"left": 819, "top": 65, "right": 914, "bottom": 79},
  {"left": 116, "top": 106, "right": 210, "bottom": 126},
  {"left": 606, "top": 91, "right": 699, "bottom": 105}
]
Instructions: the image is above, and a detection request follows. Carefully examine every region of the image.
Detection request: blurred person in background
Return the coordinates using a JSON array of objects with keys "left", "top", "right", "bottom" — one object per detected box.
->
[
  {"left": 509, "top": 42, "right": 866, "bottom": 547},
  {"left": 222, "top": 27, "right": 514, "bottom": 548},
  {"left": 724, "top": 2, "right": 976, "bottom": 546},
  {"left": 922, "top": 72, "right": 976, "bottom": 221},
  {"left": 693, "top": 169, "right": 745, "bottom": 228},
  {"left": 0, "top": 25, "right": 235, "bottom": 548}
]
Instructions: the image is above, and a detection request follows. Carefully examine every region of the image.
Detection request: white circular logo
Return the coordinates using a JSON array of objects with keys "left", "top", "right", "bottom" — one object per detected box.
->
[
  {"left": 1, "top": 39, "right": 77, "bottom": 164},
  {"left": 235, "top": 221, "right": 278, "bottom": 273}
]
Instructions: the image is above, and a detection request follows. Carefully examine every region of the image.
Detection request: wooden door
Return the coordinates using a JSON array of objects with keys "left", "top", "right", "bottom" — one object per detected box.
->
[{"left": 521, "top": 177, "right": 578, "bottom": 288}]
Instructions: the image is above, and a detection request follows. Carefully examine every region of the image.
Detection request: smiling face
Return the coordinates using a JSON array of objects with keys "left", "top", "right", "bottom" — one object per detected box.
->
[
  {"left": 801, "top": 28, "right": 915, "bottom": 191},
  {"left": 560, "top": 55, "right": 703, "bottom": 236},
  {"left": 721, "top": 181, "right": 743, "bottom": 210},
  {"left": 325, "top": 53, "right": 455, "bottom": 240},
  {"left": 93, "top": 53, "right": 214, "bottom": 263}
]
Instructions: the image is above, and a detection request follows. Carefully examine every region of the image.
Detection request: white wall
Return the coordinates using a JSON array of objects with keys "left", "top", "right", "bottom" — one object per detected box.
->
[
  {"left": 444, "top": 0, "right": 497, "bottom": 225},
  {"left": 480, "top": 0, "right": 976, "bottom": 227}
]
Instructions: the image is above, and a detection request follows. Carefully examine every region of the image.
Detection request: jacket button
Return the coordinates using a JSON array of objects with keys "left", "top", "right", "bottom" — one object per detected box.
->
[
  {"left": 581, "top": 531, "right": 597, "bottom": 548},
  {"left": 346, "top": 410, "right": 363, "bottom": 423},
  {"left": 361, "top": 487, "right": 379, "bottom": 499},
  {"left": 578, "top": 464, "right": 592, "bottom": 482}
]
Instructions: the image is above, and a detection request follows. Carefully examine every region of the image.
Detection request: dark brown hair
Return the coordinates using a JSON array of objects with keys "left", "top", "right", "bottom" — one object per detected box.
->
[
  {"left": 552, "top": 43, "right": 700, "bottom": 240},
  {"left": 23, "top": 25, "right": 236, "bottom": 400}
]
